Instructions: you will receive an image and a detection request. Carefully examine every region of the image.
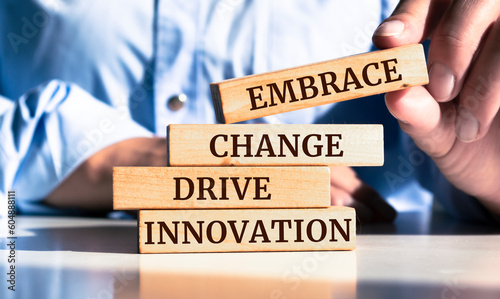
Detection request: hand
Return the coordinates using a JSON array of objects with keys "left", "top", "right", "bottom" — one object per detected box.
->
[
  {"left": 45, "top": 137, "right": 167, "bottom": 210},
  {"left": 373, "top": 0, "right": 500, "bottom": 214},
  {"left": 329, "top": 166, "right": 397, "bottom": 222}
]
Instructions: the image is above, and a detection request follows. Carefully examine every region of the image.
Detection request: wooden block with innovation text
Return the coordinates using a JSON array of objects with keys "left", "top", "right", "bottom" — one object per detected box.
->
[
  {"left": 113, "top": 166, "right": 330, "bottom": 210},
  {"left": 167, "top": 124, "right": 383, "bottom": 166},
  {"left": 211, "top": 44, "right": 428, "bottom": 123},
  {"left": 139, "top": 207, "right": 355, "bottom": 253}
]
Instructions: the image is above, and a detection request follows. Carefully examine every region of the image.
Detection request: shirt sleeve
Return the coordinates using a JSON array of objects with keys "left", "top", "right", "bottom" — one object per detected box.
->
[{"left": 0, "top": 80, "right": 152, "bottom": 215}]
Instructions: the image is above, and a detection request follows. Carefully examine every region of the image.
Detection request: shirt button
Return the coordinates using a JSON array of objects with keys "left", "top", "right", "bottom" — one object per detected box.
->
[{"left": 167, "top": 94, "right": 187, "bottom": 111}]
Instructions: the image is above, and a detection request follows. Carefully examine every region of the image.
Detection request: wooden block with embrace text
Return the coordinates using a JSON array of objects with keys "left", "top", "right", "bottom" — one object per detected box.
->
[
  {"left": 210, "top": 44, "right": 428, "bottom": 123},
  {"left": 113, "top": 166, "right": 330, "bottom": 210},
  {"left": 139, "top": 207, "right": 355, "bottom": 253},
  {"left": 167, "top": 124, "right": 383, "bottom": 166}
]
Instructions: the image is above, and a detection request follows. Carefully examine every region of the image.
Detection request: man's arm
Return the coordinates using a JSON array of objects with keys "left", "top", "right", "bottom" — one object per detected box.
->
[{"left": 45, "top": 137, "right": 167, "bottom": 211}]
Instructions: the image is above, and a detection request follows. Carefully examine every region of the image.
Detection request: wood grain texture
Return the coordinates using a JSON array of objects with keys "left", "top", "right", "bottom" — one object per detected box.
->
[
  {"left": 113, "top": 166, "right": 330, "bottom": 210},
  {"left": 167, "top": 124, "right": 383, "bottom": 166},
  {"left": 211, "top": 44, "right": 428, "bottom": 123},
  {"left": 138, "top": 207, "right": 356, "bottom": 253}
]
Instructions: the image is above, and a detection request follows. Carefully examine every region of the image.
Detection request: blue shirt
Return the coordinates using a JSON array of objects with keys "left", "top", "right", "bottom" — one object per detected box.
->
[{"left": 0, "top": 0, "right": 493, "bottom": 222}]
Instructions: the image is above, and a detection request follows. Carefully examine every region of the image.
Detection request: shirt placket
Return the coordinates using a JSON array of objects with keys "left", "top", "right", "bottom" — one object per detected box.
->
[{"left": 154, "top": 0, "right": 202, "bottom": 134}]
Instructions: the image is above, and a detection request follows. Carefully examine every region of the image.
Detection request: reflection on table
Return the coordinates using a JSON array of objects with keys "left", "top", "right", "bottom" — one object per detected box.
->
[{"left": 1, "top": 211, "right": 499, "bottom": 299}]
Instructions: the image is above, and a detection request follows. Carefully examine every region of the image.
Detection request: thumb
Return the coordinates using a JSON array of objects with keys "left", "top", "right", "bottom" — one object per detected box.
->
[{"left": 372, "top": 0, "right": 449, "bottom": 49}]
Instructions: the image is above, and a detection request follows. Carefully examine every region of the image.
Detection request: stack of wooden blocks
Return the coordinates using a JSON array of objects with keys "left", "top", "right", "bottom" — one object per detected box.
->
[{"left": 113, "top": 45, "right": 428, "bottom": 253}]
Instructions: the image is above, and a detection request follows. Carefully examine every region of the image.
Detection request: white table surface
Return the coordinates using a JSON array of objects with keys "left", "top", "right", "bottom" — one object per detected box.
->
[{"left": 1, "top": 211, "right": 500, "bottom": 299}]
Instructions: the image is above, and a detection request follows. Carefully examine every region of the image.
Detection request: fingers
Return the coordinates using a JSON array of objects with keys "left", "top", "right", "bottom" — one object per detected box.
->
[
  {"left": 373, "top": 0, "right": 448, "bottom": 48},
  {"left": 375, "top": 0, "right": 500, "bottom": 102},
  {"left": 427, "top": 0, "right": 500, "bottom": 103},
  {"left": 330, "top": 185, "right": 374, "bottom": 222},
  {"left": 385, "top": 86, "right": 456, "bottom": 157},
  {"left": 329, "top": 166, "right": 397, "bottom": 222},
  {"left": 351, "top": 183, "right": 397, "bottom": 222},
  {"left": 456, "top": 19, "right": 500, "bottom": 142},
  {"left": 375, "top": 0, "right": 500, "bottom": 218},
  {"left": 328, "top": 165, "right": 359, "bottom": 190}
]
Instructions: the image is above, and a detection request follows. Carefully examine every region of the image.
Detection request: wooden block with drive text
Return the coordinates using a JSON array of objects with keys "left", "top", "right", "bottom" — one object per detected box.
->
[
  {"left": 138, "top": 207, "right": 355, "bottom": 253},
  {"left": 113, "top": 166, "right": 330, "bottom": 210},
  {"left": 167, "top": 124, "right": 383, "bottom": 166},
  {"left": 210, "top": 44, "right": 428, "bottom": 123}
]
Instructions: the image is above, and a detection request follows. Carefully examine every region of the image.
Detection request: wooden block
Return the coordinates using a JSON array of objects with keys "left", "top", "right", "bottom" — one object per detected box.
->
[
  {"left": 113, "top": 166, "right": 330, "bottom": 210},
  {"left": 138, "top": 207, "right": 355, "bottom": 253},
  {"left": 211, "top": 44, "right": 428, "bottom": 123},
  {"left": 167, "top": 124, "right": 383, "bottom": 166}
]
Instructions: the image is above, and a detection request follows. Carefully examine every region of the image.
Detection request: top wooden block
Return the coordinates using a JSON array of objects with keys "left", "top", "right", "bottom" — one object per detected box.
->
[{"left": 211, "top": 44, "right": 428, "bottom": 123}]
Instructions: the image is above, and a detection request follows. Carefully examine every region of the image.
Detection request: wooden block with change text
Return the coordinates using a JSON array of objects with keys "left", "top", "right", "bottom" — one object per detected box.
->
[
  {"left": 139, "top": 207, "right": 356, "bottom": 253},
  {"left": 167, "top": 124, "right": 383, "bottom": 166},
  {"left": 113, "top": 166, "right": 330, "bottom": 210},
  {"left": 210, "top": 44, "right": 428, "bottom": 123}
]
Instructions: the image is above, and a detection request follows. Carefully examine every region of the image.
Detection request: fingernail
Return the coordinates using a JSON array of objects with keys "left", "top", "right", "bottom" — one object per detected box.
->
[
  {"left": 428, "top": 63, "right": 455, "bottom": 101},
  {"left": 455, "top": 108, "right": 479, "bottom": 143},
  {"left": 374, "top": 20, "right": 405, "bottom": 37}
]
